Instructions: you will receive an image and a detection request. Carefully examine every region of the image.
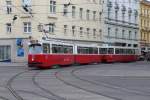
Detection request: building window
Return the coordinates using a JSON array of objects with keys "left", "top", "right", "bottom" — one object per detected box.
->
[
  {"left": 107, "top": 1, "right": 112, "bottom": 19},
  {"left": 122, "top": 12, "right": 125, "bottom": 22},
  {"left": 72, "top": 6, "right": 76, "bottom": 18},
  {"left": 93, "top": 11, "right": 96, "bottom": 21},
  {"left": 134, "top": 10, "right": 138, "bottom": 24},
  {"left": 108, "top": 8, "right": 111, "bottom": 19},
  {"left": 114, "top": 2, "right": 119, "bottom": 20},
  {"left": 99, "top": 29, "right": 102, "bottom": 39},
  {"left": 99, "top": 12, "right": 102, "bottom": 22},
  {"left": 128, "top": 8, "right": 132, "bottom": 23},
  {"left": 122, "top": 5, "right": 126, "bottom": 22},
  {"left": 79, "top": 27, "right": 83, "bottom": 37},
  {"left": 115, "top": 28, "right": 118, "bottom": 38},
  {"left": 64, "top": 25, "right": 67, "bottom": 35},
  {"left": 22, "top": 0, "right": 32, "bottom": 13},
  {"left": 115, "top": 10, "right": 118, "bottom": 20},
  {"left": 63, "top": 4, "right": 68, "bottom": 16},
  {"left": 108, "top": 27, "right": 111, "bottom": 37},
  {"left": 0, "top": 46, "right": 11, "bottom": 62},
  {"left": 93, "top": 29, "right": 96, "bottom": 38},
  {"left": 6, "top": 23, "right": 11, "bottom": 33},
  {"left": 50, "top": 0, "right": 56, "bottom": 13},
  {"left": 48, "top": 23, "right": 55, "bottom": 33},
  {"left": 23, "top": 22, "right": 31, "bottom": 33},
  {"left": 72, "top": 26, "right": 75, "bottom": 36},
  {"left": 122, "top": 30, "right": 125, "bottom": 39},
  {"left": 86, "top": 10, "right": 90, "bottom": 20},
  {"left": 87, "top": 28, "right": 90, "bottom": 37},
  {"left": 79, "top": 8, "right": 83, "bottom": 19},
  {"left": 6, "top": 1, "right": 12, "bottom": 14},
  {"left": 22, "top": 0, "right": 31, "bottom": 6},
  {"left": 134, "top": 31, "right": 137, "bottom": 40},
  {"left": 128, "top": 13, "right": 131, "bottom": 23},
  {"left": 129, "top": 31, "right": 132, "bottom": 39}
]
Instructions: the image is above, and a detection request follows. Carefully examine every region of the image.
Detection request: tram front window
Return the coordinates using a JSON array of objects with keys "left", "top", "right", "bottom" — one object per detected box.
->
[{"left": 29, "top": 44, "right": 42, "bottom": 54}]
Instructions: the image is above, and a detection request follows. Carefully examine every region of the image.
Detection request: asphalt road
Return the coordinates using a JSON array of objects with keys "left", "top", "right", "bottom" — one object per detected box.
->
[{"left": 0, "top": 61, "right": 150, "bottom": 100}]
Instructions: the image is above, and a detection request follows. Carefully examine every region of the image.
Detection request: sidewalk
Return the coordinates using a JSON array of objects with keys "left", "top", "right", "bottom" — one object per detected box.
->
[{"left": 0, "top": 62, "right": 27, "bottom": 67}]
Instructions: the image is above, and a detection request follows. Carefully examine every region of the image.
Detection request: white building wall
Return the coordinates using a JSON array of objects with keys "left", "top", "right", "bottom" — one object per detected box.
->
[{"left": 102, "top": 0, "right": 140, "bottom": 47}]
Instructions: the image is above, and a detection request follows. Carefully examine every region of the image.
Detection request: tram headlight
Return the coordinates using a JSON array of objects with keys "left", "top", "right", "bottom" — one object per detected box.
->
[{"left": 32, "top": 55, "right": 35, "bottom": 61}]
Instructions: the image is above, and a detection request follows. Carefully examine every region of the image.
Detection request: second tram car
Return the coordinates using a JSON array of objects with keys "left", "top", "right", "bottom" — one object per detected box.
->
[
  {"left": 28, "top": 40, "right": 139, "bottom": 69},
  {"left": 100, "top": 47, "right": 139, "bottom": 63}
]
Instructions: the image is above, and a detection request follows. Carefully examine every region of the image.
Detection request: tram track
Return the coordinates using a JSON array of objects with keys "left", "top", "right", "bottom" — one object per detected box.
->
[
  {"left": 6, "top": 63, "right": 150, "bottom": 100},
  {"left": 71, "top": 66, "right": 150, "bottom": 97},
  {"left": 33, "top": 68, "right": 117, "bottom": 100},
  {"left": 5, "top": 69, "right": 64, "bottom": 100},
  {"left": 54, "top": 66, "right": 121, "bottom": 100},
  {"left": 6, "top": 70, "right": 29, "bottom": 100},
  {"left": 0, "top": 96, "right": 9, "bottom": 100},
  {"left": 54, "top": 65, "right": 150, "bottom": 100},
  {"left": 32, "top": 70, "right": 67, "bottom": 100}
]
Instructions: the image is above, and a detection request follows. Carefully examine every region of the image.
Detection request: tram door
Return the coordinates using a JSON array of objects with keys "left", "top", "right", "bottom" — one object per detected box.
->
[{"left": 0, "top": 46, "right": 11, "bottom": 62}]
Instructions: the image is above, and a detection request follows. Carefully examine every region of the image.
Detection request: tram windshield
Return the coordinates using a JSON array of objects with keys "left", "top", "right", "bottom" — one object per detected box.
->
[{"left": 29, "top": 44, "right": 42, "bottom": 54}]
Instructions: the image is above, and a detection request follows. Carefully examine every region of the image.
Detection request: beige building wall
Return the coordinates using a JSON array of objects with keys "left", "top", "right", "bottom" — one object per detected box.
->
[
  {"left": 140, "top": 0, "right": 150, "bottom": 48},
  {"left": 0, "top": 0, "right": 102, "bottom": 62}
]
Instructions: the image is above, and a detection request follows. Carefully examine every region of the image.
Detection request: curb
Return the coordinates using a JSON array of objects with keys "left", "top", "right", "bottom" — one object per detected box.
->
[{"left": 0, "top": 63, "right": 28, "bottom": 67}]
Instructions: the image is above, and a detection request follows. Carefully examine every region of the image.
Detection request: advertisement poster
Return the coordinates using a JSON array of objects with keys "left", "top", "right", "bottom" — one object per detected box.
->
[{"left": 16, "top": 38, "right": 24, "bottom": 57}]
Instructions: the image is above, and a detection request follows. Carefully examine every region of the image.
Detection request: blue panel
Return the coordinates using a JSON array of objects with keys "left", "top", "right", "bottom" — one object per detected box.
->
[{"left": 16, "top": 38, "right": 22, "bottom": 46}]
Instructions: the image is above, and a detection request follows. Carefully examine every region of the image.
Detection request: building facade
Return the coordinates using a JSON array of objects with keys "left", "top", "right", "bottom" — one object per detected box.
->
[
  {"left": 101, "top": 0, "right": 140, "bottom": 47},
  {"left": 0, "top": 0, "right": 102, "bottom": 62},
  {"left": 140, "top": 0, "right": 150, "bottom": 51}
]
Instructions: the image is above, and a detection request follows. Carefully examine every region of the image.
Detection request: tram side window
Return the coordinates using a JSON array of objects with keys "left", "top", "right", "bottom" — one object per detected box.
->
[
  {"left": 64, "top": 46, "right": 73, "bottom": 54},
  {"left": 99, "top": 48, "right": 107, "bottom": 54},
  {"left": 124, "top": 49, "right": 128, "bottom": 54},
  {"left": 93, "top": 48, "right": 98, "bottom": 54},
  {"left": 52, "top": 44, "right": 63, "bottom": 53},
  {"left": 120, "top": 49, "right": 123, "bottom": 54},
  {"left": 132, "top": 49, "right": 135, "bottom": 54},
  {"left": 43, "top": 43, "right": 50, "bottom": 53},
  {"left": 77, "top": 47, "right": 81, "bottom": 54},
  {"left": 84, "top": 47, "right": 89, "bottom": 54},
  {"left": 127, "top": 49, "right": 132, "bottom": 54},
  {"left": 77, "top": 47, "right": 89, "bottom": 54},
  {"left": 115, "top": 48, "right": 120, "bottom": 54},
  {"left": 89, "top": 47, "right": 98, "bottom": 54},
  {"left": 89, "top": 47, "right": 93, "bottom": 54},
  {"left": 135, "top": 49, "right": 139, "bottom": 55},
  {"left": 108, "top": 48, "right": 114, "bottom": 54},
  {"left": 122, "top": 49, "right": 126, "bottom": 54}
]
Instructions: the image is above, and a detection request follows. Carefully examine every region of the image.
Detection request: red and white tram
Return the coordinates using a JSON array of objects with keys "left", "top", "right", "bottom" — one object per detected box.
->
[{"left": 28, "top": 40, "right": 139, "bottom": 69}]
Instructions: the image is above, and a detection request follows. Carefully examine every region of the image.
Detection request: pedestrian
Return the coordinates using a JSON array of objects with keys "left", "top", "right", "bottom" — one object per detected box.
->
[{"left": 146, "top": 52, "right": 150, "bottom": 61}]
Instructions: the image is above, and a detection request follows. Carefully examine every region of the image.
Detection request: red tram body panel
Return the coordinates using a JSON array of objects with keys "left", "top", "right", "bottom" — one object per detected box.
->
[
  {"left": 28, "top": 54, "right": 74, "bottom": 69},
  {"left": 28, "top": 54, "right": 46, "bottom": 68},
  {"left": 74, "top": 55, "right": 102, "bottom": 64},
  {"left": 103, "top": 55, "right": 138, "bottom": 63}
]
